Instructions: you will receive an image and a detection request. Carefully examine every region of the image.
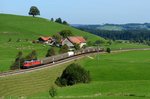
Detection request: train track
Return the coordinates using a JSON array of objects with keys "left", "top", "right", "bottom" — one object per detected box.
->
[
  {"left": 0, "top": 51, "right": 101, "bottom": 77},
  {"left": 0, "top": 48, "right": 150, "bottom": 77}
]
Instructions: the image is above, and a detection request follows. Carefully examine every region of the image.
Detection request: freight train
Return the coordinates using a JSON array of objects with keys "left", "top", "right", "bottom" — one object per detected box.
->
[{"left": 22, "top": 47, "right": 104, "bottom": 69}]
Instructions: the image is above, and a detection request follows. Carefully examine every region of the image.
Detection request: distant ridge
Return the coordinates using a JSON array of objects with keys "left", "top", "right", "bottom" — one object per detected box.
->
[{"left": 72, "top": 23, "right": 150, "bottom": 31}]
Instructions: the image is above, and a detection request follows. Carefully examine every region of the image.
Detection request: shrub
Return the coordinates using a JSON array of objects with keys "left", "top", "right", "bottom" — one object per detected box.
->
[
  {"left": 49, "top": 86, "right": 57, "bottom": 98},
  {"left": 46, "top": 47, "right": 56, "bottom": 57},
  {"left": 10, "top": 51, "right": 24, "bottom": 70},
  {"left": 59, "top": 44, "right": 69, "bottom": 53},
  {"left": 87, "top": 41, "right": 93, "bottom": 46},
  {"left": 25, "top": 50, "right": 37, "bottom": 60},
  {"left": 55, "top": 63, "right": 91, "bottom": 86},
  {"left": 8, "top": 38, "right": 12, "bottom": 42},
  {"left": 53, "top": 34, "right": 62, "bottom": 45},
  {"left": 74, "top": 43, "right": 80, "bottom": 50},
  {"left": 106, "top": 48, "right": 111, "bottom": 53},
  {"left": 59, "top": 30, "right": 73, "bottom": 38}
]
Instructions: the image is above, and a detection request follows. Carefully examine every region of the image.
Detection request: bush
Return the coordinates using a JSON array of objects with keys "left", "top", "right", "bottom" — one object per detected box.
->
[
  {"left": 10, "top": 51, "right": 24, "bottom": 70},
  {"left": 74, "top": 43, "right": 80, "bottom": 50},
  {"left": 59, "top": 30, "right": 73, "bottom": 38},
  {"left": 25, "top": 50, "right": 37, "bottom": 60},
  {"left": 49, "top": 86, "right": 57, "bottom": 98},
  {"left": 46, "top": 47, "right": 56, "bottom": 57},
  {"left": 106, "top": 48, "right": 111, "bottom": 53},
  {"left": 59, "top": 44, "right": 69, "bottom": 53},
  {"left": 8, "top": 38, "right": 12, "bottom": 42},
  {"left": 55, "top": 63, "right": 91, "bottom": 86},
  {"left": 87, "top": 41, "right": 93, "bottom": 46}
]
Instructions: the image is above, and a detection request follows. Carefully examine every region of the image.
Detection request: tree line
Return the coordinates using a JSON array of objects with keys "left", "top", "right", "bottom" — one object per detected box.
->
[
  {"left": 77, "top": 27, "right": 150, "bottom": 45},
  {"left": 28, "top": 6, "right": 69, "bottom": 25}
]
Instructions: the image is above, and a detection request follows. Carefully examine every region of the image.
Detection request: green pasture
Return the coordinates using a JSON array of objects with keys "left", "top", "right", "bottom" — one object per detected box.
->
[
  {"left": 0, "top": 14, "right": 103, "bottom": 71},
  {"left": 1, "top": 50, "right": 150, "bottom": 99},
  {"left": 0, "top": 14, "right": 102, "bottom": 42},
  {"left": 106, "top": 42, "right": 150, "bottom": 50}
]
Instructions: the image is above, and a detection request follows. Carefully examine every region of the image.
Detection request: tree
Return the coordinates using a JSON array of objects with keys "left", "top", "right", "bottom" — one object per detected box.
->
[
  {"left": 51, "top": 18, "right": 54, "bottom": 22},
  {"left": 29, "top": 6, "right": 40, "bottom": 17},
  {"left": 62, "top": 21, "right": 68, "bottom": 25},
  {"left": 59, "top": 44, "right": 69, "bottom": 53},
  {"left": 94, "top": 39, "right": 105, "bottom": 46},
  {"left": 107, "top": 40, "right": 113, "bottom": 45},
  {"left": 106, "top": 48, "right": 111, "bottom": 53},
  {"left": 53, "top": 34, "right": 62, "bottom": 45},
  {"left": 26, "top": 50, "right": 37, "bottom": 60},
  {"left": 49, "top": 86, "right": 57, "bottom": 98},
  {"left": 10, "top": 51, "right": 24, "bottom": 70},
  {"left": 74, "top": 43, "right": 80, "bottom": 50},
  {"left": 87, "top": 41, "right": 93, "bottom": 46},
  {"left": 46, "top": 47, "right": 56, "bottom": 57},
  {"left": 55, "top": 63, "right": 91, "bottom": 86},
  {"left": 59, "top": 30, "right": 73, "bottom": 38},
  {"left": 55, "top": 18, "right": 62, "bottom": 24}
]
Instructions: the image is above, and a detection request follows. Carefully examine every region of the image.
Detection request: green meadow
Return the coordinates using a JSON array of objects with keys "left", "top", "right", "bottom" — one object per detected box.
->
[
  {"left": 1, "top": 14, "right": 149, "bottom": 72},
  {"left": 0, "top": 14, "right": 103, "bottom": 72},
  {"left": 108, "top": 42, "right": 150, "bottom": 50},
  {"left": 1, "top": 50, "right": 150, "bottom": 99}
]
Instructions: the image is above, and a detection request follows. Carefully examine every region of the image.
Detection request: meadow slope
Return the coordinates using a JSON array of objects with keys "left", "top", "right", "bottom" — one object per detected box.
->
[
  {"left": 1, "top": 50, "right": 150, "bottom": 99},
  {"left": 0, "top": 14, "right": 103, "bottom": 71}
]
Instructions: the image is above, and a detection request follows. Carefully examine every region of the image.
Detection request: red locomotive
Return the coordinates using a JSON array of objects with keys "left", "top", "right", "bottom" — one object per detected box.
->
[{"left": 23, "top": 60, "right": 42, "bottom": 68}]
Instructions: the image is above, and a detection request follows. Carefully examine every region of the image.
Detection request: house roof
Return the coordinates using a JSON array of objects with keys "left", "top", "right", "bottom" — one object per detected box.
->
[
  {"left": 67, "top": 36, "right": 86, "bottom": 44},
  {"left": 39, "top": 36, "right": 52, "bottom": 41}
]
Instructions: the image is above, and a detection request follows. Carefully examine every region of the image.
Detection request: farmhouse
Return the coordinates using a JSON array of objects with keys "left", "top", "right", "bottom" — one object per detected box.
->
[
  {"left": 38, "top": 36, "right": 53, "bottom": 44},
  {"left": 62, "top": 36, "right": 86, "bottom": 48}
]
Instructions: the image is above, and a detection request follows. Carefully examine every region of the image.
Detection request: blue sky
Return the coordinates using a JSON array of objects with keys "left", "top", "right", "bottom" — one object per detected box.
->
[{"left": 0, "top": 0, "right": 150, "bottom": 24}]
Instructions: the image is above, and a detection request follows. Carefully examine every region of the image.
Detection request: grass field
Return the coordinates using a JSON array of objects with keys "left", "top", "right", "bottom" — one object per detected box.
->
[
  {"left": 98, "top": 25, "right": 123, "bottom": 31},
  {"left": 0, "top": 14, "right": 103, "bottom": 72},
  {"left": 1, "top": 50, "right": 150, "bottom": 99},
  {"left": 0, "top": 14, "right": 149, "bottom": 72},
  {"left": 106, "top": 42, "right": 150, "bottom": 50}
]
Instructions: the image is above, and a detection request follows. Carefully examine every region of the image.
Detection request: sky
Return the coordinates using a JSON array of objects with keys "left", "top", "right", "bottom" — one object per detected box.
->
[{"left": 0, "top": 0, "right": 150, "bottom": 24}]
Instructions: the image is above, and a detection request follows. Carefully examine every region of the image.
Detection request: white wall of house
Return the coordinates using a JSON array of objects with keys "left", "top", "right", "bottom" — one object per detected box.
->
[
  {"left": 80, "top": 43, "right": 86, "bottom": 48},
  {"left": 62, "top": 39, "right": 74, "bottom": 47}
]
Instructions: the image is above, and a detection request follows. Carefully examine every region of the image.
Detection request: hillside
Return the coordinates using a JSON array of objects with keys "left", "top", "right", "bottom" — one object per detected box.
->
[
  {"left": 73, "top": 24, "right": 150, "bottom": 43},
  {"left": 0, "top": 14, "right": 103, "bottom": 42},
  {"left": 73, "top": 23, "right": 150, "bottom": 31},
  {"left": 0, "top": 14, "right": 104, "bottom": 72},
  {"left": 1, "top": 50, "right": 150, "bottom": 99}
]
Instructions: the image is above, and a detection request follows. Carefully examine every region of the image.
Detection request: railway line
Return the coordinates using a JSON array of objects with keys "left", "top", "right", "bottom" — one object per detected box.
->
[
  {"left": 0, "top": 51, "right": 101, "bottom": 77},
  {"left": 0, "top": 48, "right": 150, "bottom": 77}
]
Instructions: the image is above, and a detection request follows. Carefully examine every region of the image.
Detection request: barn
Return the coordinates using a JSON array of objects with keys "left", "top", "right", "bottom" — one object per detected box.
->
[
  {"left": 38, "top": 36, "right": 53, "bottom": 44},
  {"left": 62, "top": 36, "right": 86, "bottom": 48}
]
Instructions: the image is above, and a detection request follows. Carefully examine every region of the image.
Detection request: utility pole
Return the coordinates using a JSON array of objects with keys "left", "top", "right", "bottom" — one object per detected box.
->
[
  {"left": 18, "top": 58, "right": 20, "bottom": 70},
  {"left": 52, "top": 57, "right": 55, "bottom": 64},
  {"left": 97, "top": 45, "right": 99, "bottom": 60}
]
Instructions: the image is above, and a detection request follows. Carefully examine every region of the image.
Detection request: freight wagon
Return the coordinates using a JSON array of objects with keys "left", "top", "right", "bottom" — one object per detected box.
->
[{"left": 22, "top": 47, "right": 104, "bottom": 68}]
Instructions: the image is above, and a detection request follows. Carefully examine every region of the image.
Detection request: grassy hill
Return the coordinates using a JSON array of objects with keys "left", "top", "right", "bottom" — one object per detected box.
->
[
  {"left": 1, "top": 50, "right": 150, "bottom": 99},
  {"left": 0, "top": 14, "right": 104, "bottom": 71},
  {"left": 0, "top": 14, "right": 102, "bottom": 42}
]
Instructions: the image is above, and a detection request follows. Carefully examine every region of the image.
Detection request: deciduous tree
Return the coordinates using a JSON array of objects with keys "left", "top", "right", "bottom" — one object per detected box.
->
[
  {"left": 59, "top": 30, "right": 73, "bottom": 38},
  {"left": 29, "top": 6, "right": 40, "bottom": 17},
  {"left": 46, "top": 47, "right": 56, "bottom": 57},
  {"left": 10, "top": 51, "right": 24, "bottom": 70},
  {"left": 59, "top": 44, "right": 69, "bottom": 53},
  {"left": 55, "top": 63, "right": 91, "bottom": 86}
]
